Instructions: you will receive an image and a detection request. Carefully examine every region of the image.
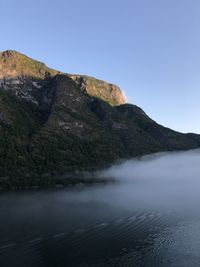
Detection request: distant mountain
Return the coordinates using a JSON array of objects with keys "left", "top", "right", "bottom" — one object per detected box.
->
[{"left": 0, "top": 50, "right": 199, "bottom": 188}]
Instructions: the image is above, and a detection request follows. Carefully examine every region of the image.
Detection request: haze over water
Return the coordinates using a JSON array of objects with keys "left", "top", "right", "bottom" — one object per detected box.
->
[{"left": 1, "top": 149, "right": 200, "bottom": 266}]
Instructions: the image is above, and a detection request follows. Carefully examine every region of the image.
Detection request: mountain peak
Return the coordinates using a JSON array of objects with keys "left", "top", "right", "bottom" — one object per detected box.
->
[
  {"left": 0, "top": 50, "right": 59, "bottom": 79},
  {"left": 0, "top": 50, "right": 31, "bottom": 61},
  {"left": 1, "top": 50, "right": 19, "bottom": 57}
]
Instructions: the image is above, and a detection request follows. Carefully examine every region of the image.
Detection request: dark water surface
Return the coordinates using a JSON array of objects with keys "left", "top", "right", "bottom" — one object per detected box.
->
[{"left": 1, "top": 149, "right": 200, "bottom": 267}]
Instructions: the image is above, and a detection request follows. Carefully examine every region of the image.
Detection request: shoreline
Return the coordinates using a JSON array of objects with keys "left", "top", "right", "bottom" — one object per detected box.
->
[
  {"left": 1, "top": 148, "right": 199, "bottom": 192},
  {"left": 0, "top": 175, "right": 115, "bottom": 192}
]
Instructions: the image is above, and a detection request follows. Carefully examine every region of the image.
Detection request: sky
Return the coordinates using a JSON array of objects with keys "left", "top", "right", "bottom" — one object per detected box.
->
[{"left": 0, "top": 0, "right": 200, "bottom": 133}]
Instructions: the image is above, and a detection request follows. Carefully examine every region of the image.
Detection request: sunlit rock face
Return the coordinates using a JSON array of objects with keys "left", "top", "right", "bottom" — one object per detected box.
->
[
  {"left": 0, "top": 50, "right": 200, "bottom": 187},
  {"left": 70, "top": 75, "right": 126, "bottom": 106}
]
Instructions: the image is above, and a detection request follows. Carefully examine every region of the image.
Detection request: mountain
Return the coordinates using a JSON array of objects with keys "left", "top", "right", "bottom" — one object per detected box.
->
[{"left": 0, "top": 50, "right": 199, "bottom": 188}]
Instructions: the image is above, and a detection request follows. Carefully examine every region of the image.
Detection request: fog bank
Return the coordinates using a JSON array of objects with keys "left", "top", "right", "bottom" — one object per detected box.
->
[
  {"left": 99, "top": 149, "right": 200, "bottom": 182},
  {"left": 97, "top": 149, "right": 200, "bottom": 213}
]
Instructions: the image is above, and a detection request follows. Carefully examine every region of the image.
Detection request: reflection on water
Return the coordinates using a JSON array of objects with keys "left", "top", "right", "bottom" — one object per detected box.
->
[{"left": 0, "top": 149, "right": 200, "bottom": 267}]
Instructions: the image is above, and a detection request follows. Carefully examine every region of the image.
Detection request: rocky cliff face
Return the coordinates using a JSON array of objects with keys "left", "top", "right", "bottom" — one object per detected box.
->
[{"left": 0, "top": 50, "right": 199, "bottom": 188}]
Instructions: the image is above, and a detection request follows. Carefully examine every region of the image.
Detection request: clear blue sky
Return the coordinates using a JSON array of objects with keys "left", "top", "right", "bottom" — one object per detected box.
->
[{"left": 1, "top": 0, "right": 200, "bottom": 133}]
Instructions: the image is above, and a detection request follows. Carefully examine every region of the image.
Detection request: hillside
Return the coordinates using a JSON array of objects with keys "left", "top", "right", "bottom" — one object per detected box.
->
[{"left": 0, "top": 50, "right": 199, "bottom": 188}]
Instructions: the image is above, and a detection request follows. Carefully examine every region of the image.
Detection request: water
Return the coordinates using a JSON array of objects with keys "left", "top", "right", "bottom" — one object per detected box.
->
[{"left": 0, "top": 149, "right": 200, "bottom": 267}]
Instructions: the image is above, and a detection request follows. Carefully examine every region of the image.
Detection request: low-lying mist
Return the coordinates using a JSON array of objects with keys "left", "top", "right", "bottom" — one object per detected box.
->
[
  {"left": 99, "top": 149, "right": 200, "bottom": 182},
  {"left": 97, "top": 149, "right": 200, "bottom": 214}
]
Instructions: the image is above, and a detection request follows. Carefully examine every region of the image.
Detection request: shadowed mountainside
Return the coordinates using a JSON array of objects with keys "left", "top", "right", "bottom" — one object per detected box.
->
[{"left": 0, "top": 50, "right": 199, "bottom": 188}]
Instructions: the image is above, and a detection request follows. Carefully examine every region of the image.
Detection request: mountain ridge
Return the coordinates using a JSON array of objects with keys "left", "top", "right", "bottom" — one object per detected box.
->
[
  {"left": 0, "top": 50, "right": 199, "bottom": 188},
  {"left": 0, "top": 50, "right": 126, "bottom": 106}
]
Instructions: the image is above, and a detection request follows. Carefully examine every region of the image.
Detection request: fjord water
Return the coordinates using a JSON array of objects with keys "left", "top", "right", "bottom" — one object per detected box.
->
[{"left": 1, "top": 150, "right": 200, "bottom": 267}]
